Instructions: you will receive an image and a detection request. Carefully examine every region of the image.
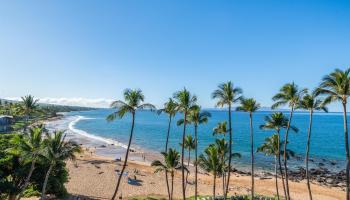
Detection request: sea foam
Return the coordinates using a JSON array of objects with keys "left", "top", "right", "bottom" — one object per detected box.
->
[{"left": 68, "top": 116, "right": 128, "bottom": 149}]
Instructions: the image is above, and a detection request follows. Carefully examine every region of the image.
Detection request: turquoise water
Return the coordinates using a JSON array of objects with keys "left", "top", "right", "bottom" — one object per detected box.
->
[{"left": 68, "top": 109, "right": 347, "bottom": 171}]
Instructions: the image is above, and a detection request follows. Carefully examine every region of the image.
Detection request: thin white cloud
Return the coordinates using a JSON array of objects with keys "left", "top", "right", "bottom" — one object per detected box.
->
[{"left": 5, "top": 97, "right": 113, "bottom": 108}]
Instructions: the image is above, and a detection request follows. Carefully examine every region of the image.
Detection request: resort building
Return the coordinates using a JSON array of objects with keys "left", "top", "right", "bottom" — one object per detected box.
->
[{"left": 0, "top": 115, "right": 14, "bottom": 132}]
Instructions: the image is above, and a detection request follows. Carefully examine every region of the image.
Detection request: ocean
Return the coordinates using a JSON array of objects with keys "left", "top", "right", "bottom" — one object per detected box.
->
[{"left": 46, "top": 109, "right": 348, "bottom": 172}]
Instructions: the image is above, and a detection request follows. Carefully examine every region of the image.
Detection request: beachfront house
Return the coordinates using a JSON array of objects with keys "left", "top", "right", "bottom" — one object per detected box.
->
[{"left": 0, "top": 115, "right": 14, "bottom": 133}]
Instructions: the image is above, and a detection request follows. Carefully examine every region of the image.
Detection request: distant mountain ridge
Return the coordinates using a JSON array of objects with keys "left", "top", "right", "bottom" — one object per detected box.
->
[{"left": 0, "top": 98, "right": 96, "bottom": 112}]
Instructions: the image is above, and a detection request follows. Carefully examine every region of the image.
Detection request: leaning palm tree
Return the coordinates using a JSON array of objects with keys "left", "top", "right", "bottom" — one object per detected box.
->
[
  {"left": 236, "top": 98, "right": 260, "bottom": 199},
  {"left": 157, "top": 98, "right": 178, "bottom": 199},
  {"left": 316, "top": 68, "right": 350, "bottom": 200},
  {"left": 271, "top": 82, "right": 306, "bottom": 200},
  {"left": 260, "top": 112, "right": 298, "bottom": 199},
  {"left": 173, "top": 88, "right": 197, "bottom": 200},
  {"left": 151, "top": 148, "right": 183, "bottom": 200},
  {"left": 183, "top": 134, "right": 195, "bottom": 187},
  {"left": 107, "top": 89, "right": 156, "bottom": 200},
  {"left": 186, "top": 105, "right": 211, "bottom": 199},
  {"left": 257, "top": 134, "right": 295, "bottom": 200},
  {"left": 198, "top": 145, "right": 222, "bottom": 199},
  {"left": 41, "top": 131, "right": 81, "bottom": 200},
  {"left": 297, "top": 92, "right": 328, "bottom": 200},
  {"left": 15, "top": 125, "right": 46, "bottom": 200},
  {"left": 212, "top": 81, "right": 242, "bottom": 199},
  {"left": 18, "top": 95, "right": 39, "bottom": 131}
]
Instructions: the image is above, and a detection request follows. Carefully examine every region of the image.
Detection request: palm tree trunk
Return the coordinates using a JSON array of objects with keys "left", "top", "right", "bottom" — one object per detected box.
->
[
  {"left": 277, "top": 130, "right": 287, "bottom": 199},
  {"left": 111, "top": 112, "right": 136, "bottom": 200},
  {"left": 275, "top": 156, "right": 280, "bottom": 200},
  {"left": 224, "top": 104, "right": 232, "bottom": 199},
  {"left": 165, "top": 116, "right": 172, "bottom": 151},
  {"left": 342, "top": 103, "right": 350, "bottom": 200},
  {"left": 165, "top": 116, "right": 172, "bottom": 200},
  {"left": 195, "top": 124, "right": 198, "bottom": 200},
  {"left": 284, "top": 107, "right": 294, "bottom": 200},
  {"left": 181, "top": 111, "right": 187, "bottom": 200},
  {"left": 171, "top": 172, "right": 175, "bottom": 200},
  {"left": 250, "top": 112, "right": 254, "bottom": 199},
  {"left": 306, "top": 110, "right": 313, "bottom": 200},
  {"left": 165, "top": 170, "right": 171, "bottom": 200},
  {"left": 17, "top": 159, "right": 37, "bottom": 200},
  {"left": 213, "top": 173, "right": 217, "bottom": 199},
  {"left": 8, "top": 194, "right": 16, "bottom": 200},
  {"left": 41, "top": 163, "right": 54, "bottom": 200},
  {"left": 185, "top": 149, "right": 190, "bottom": 190}
]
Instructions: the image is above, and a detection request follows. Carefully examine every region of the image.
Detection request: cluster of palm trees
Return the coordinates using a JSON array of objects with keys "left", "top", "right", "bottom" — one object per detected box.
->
[
  {"left": 1, "top": 95, "right": 82, "bottom": 200},
  {"left": 107, "top": 68, "right": 350, "bottom": 200},
  {"left": 8, "top": 125, "right": 81, "bottom": 200}
]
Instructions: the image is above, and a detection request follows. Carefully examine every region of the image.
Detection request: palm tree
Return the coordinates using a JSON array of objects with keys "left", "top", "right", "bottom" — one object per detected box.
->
[
  {"left": 213, "top": 121, "right": 228, "bottom": 136},
  {"left": 41, "top": 131, "right": 81, "bottom": 200},
  {"left": 213, "top": 138, "right": 241, "bottom": 195},
  {"left": 151, "top": 148, "right": 183, "bottom": 200},
  {"left": 198, "top": 145, "right": 222, "bottom": 199},
  {"left": 297, "top": 92, "right": 328, "bottom": 200},
  {"left": 257, "top": 134, "right": 295, "bottom": 200},
  {"left": 157, "top": 98, "right": 178, "bottom": 199},
  {"left": 158, "top": 98, "right": 178, "bottom": 152},
  {"left": 15, "top": 125, "right": 46, "bottom": 200},
  {"left": 236, "top": 98, "right": 260, "bottom": 199},
  {"left": 271, "top": 82, "right": 306, "bottom": 200},
  {"left": 186, "top": 105, "right": 211, "bottom": 199},
  {"left": 260, "top": 112, "right": 298, "bottom": 199},
  {"left": 19, "top": 95, "right": 39, "bottom": 131},
  {"left": 173, "top": 88, "right": 197, "bottom": 200},
  {"left": 107, "top": 89, "right": 156, "bottom": 200},
  {"left": 316, "top": 68, "right": 350, "bottom": 200},
  {"left": 212, "top": 81, "right": 242, "bottom": 198},
  {"left": 180, "top": 134, "right": 196, "bottom": 189}
]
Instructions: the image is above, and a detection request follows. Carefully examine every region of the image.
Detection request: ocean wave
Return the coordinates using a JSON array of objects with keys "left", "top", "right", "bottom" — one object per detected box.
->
[{"left": 68, "top": 116, "right": 128, "bottom": 149}]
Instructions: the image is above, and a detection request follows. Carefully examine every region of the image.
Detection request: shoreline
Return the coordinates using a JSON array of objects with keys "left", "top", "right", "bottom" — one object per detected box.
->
[
  {"left": 43, "top": 113, "right": 348, "bottom": 190},
  {"left": 62, "top": 151, "right": 345, "bottom": 200}
]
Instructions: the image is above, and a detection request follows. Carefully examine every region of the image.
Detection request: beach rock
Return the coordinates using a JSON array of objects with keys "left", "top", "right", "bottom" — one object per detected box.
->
[
  {"left": 326, "top": 178, "right": 333, "bottom": 184},
  {"left": 100, "top": 145, "right": 106, "bottom": 148}
]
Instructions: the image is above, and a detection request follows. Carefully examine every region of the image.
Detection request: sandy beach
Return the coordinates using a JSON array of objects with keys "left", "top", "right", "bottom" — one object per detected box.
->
[{"left": 59, "top": 150, "right": 345, "bottom": 200}]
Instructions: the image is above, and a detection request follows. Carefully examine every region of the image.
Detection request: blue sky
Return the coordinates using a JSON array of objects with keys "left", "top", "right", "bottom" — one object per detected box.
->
[{"left": 0, "top": 1, "right": 349, "bottom": 110}]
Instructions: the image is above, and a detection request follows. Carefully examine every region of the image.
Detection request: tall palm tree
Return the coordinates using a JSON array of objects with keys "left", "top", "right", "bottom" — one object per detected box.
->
[
  {"left": 158, "top": 98, "right": 178, "bottom": 152},
  {"left": 186, "top": 105, "right": 211, "bottom": 199},
  {"left": 107, "top": 89, "right": 156, "bottom": 200},
  {"left": 316, "top": 68, "right": 350, "bottom": 200},
  {"left": 151, "top": 148, "right": 183, "bottom": 200},
  {"left": 19, "top": 95, "right": 39, "bottom": 131},
  {"left": 157, "top": 98, "right": 178, "bottom": 199},
  {"left": 198, "top": 145, "right": 222, "bottom": 199},
  {"left": 212, "top": 81, "right": 242, "bottom": 198},
  {"left": 41, "top": 131, "right": 81, "bottom": 200},
  {"left": 260, "top": 112, "right": 298, "bottom": 199},
  {"left": 182, "top": 134, "right": 195, "bottom": 189},
  {"left": 236, "top": 98, "right": 260, "bottom": 199},
  {"left": 173, "top": 88, "right": 197, "bottom": 200},
  {"left": 297, "top": 92, "right": 328, "bottom": 200},
  {"left": 14, "top": 125, "right": 46, "bottom": 200},
  {"left": 272, "top": 82, "right": 306, "bottom": 200},
  {"left": 257, "top": 134, "right": 295, "bottom": 200}
]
